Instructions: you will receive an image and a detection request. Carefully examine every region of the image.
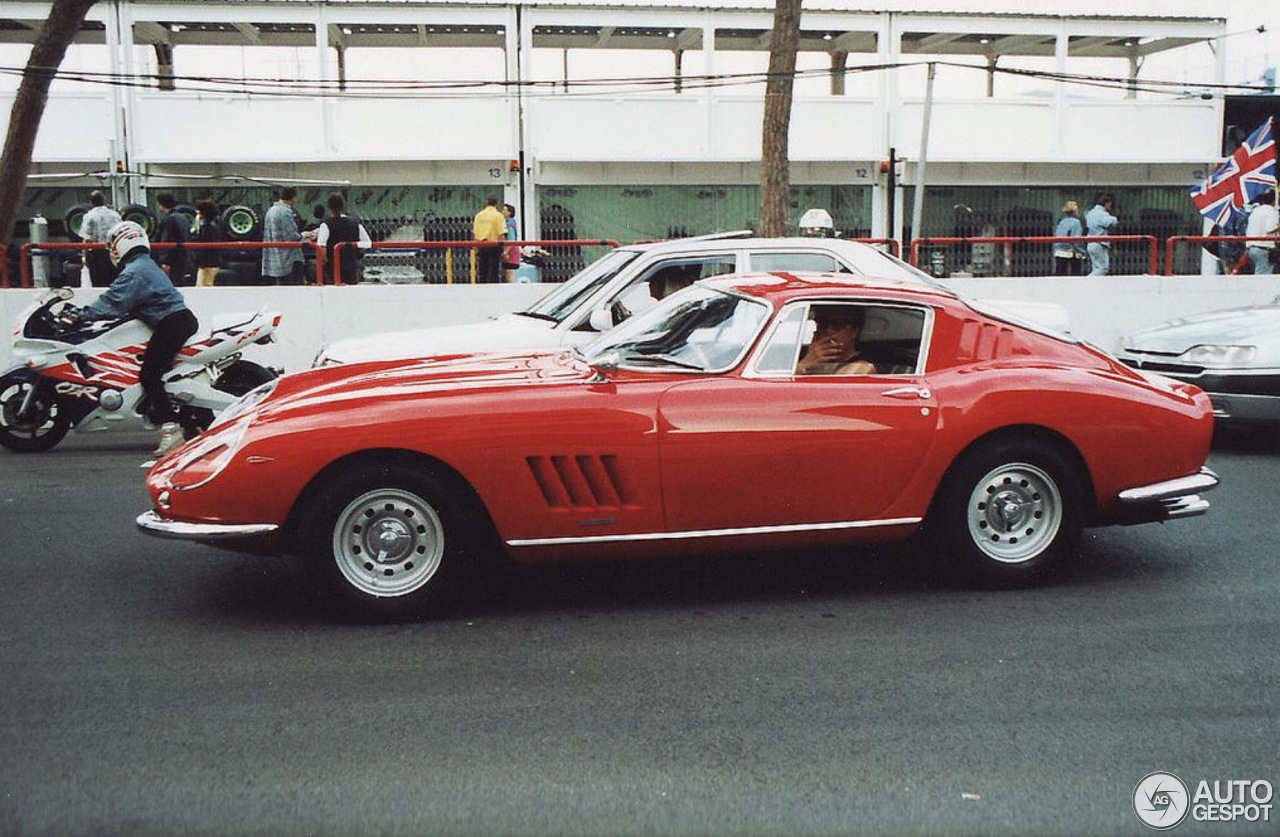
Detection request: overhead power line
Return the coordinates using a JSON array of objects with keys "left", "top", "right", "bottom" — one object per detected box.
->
[{"left": 0, "top": 60, "right": 1273, "bottom": 98}]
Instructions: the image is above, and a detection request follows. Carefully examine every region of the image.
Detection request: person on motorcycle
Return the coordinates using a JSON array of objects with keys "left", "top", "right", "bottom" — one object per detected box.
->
[{"left": 65, "top": 220, "right": 199, "bottom": 427}]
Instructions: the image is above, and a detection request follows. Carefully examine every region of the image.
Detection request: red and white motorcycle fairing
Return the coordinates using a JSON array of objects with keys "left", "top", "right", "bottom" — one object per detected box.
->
[{"left": 1, "top": 287, "right": 281, "bottom": 452}]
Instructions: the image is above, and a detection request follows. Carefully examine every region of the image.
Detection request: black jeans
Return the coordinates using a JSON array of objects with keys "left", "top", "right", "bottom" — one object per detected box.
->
[
  {"left": 476, "top": 244, "right": 501, "bottom": 283},
  {"left": 139, "top": 308, "right": 199, "bottom": 422},
  {"left": 1053, "top": 255, "right": 1082, "bottom": 276},
  {"left": 86, "top": 250, "right": 115, "bottom": 287}
]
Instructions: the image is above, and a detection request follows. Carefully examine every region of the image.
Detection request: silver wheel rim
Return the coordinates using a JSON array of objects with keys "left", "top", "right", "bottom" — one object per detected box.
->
[
  {"left": 966, "top": 462, "right": 1062, "bottom": 564},
  {"left": 332, "top": 488, "right": 445, "bottom": 598},
  {"left": 0, "top": 381, "right": 58, "bottom": 438}
]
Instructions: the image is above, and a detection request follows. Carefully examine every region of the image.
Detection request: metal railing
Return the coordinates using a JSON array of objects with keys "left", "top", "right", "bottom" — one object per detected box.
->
[
  {"left": 1163, "top": 235, "right": 1280, "bottom": 276},
  {"left": 330, "top": 239, "right": 619, "bottom": 286},
  {"left": 908, "top": 235, "right": 1160, "bottom": 277},
  {"left": 14, "top": 240, "right": 326, "bottom": 289},
  {"left": 8, "top": 233, "right": 1279, "bottom": 288}
]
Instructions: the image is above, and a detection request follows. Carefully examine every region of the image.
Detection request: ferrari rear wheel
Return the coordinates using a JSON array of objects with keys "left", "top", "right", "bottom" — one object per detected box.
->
[
  {"left": 299, "top": 462, "right": 478, "bottom": 618},
  {"left": 932, "top": 439, "right": 1084, "bottom": 586}
]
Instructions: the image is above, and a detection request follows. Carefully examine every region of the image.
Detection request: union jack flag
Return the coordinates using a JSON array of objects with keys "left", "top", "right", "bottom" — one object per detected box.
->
[{"left": 1189, "top": 117, "right": 1276, "bottom": 226}]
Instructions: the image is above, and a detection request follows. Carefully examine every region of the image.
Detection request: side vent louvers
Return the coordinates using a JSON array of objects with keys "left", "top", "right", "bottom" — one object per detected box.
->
[
  {"left": 527, "top": 455, "right": 635, "bottom": 510},
  {"left": 958, "top": 319, "right": 1019, "bottom": 361}
]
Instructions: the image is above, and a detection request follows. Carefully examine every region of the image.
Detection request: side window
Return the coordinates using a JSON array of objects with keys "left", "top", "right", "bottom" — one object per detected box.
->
[
  {"left": 749, "top": 252, "right": 851, "bottom": 274},
  {"left": 771, "top": 303, "right": 927, "bottom": 377},
  {"left": 584, "top": 255, "right": 738, "bottom": 331},
  {"left": 753, "top": 305, "right": 809, "bottom": 374}
]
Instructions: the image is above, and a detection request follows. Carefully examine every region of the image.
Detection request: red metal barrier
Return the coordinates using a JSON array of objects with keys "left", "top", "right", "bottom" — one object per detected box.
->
[
  {"left": 1163, "top": 235, "right": 1280, "bottom": 276},
  {"left": 330, "top": 239, "right": 620, "bottom": 286},
  {"left": 908, "top": 235, "right": 1159, "bottom": 276},
  {"left": 14, "top": 240, "right": 325, "bottom": 289},
  {"left": 23, "top": 233, "right": 1277, "bottom": 287}
]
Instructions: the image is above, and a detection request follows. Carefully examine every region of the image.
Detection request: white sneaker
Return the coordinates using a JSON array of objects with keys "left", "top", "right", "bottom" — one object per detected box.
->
[{"left": 153, "top": 422, "right": 184, "bottom": 456}]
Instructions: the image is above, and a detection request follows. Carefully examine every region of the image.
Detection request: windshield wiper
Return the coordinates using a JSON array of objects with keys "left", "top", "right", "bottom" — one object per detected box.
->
[
  {"left": 513, "top": 311, "right": 559, "bottom": 323},
  {"left": 622, "top": 352, "right": 704, "bottom": 371}
]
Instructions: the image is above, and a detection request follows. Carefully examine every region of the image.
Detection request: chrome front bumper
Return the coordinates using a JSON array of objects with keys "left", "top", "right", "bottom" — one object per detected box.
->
[
  {"left": 1115, "top": 467, "right": 1219, "bottom": 523},
  {"left": 136, "top": 510, "right": 279, "bottom": 541}
]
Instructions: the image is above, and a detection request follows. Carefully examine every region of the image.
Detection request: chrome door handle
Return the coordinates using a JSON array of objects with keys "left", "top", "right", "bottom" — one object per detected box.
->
[{"left": 881, "top": 386, "right": 931, "bottom": 400}]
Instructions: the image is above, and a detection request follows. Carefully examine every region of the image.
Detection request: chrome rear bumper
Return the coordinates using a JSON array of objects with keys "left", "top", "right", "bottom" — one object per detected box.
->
[
  {"left": 136, "top": 510, "right": 279, "bottom": 540},
  {"left": 1115, "top": 467, "right": 1219, "bottom": 523}
]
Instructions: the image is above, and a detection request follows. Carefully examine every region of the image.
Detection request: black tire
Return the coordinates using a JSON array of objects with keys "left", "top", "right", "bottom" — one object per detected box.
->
[
  {"left": 177, "top": 407, "right": 214, "bottom": 440},
  {"left": 120, "top": 203, "right": 157, "bottom": 235},
  {"left": 221, "top": 205, "right": 261, "bottom": 241},
  {"left": 213, "top": 360, "right": 277, "bottom": 397},
  {"left": 63, "top": 203, "right": 91, "bottom": 240},
  {"left": 929, "top": 438, "right": 1084, "bottom": 586},
  {"left": 297, "top": 462, "right": 482, "bottom": 619},
  {"left": 0, "top": 375, "right": 71, "bottom": 453}
]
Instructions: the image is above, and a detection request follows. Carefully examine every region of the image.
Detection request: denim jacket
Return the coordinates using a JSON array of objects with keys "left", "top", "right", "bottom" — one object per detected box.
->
[{"left": 81, "top": 251, "right": 188, "bottom": 328}]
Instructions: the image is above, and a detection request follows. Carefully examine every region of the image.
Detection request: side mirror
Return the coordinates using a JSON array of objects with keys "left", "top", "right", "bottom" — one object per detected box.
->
[
  {"left": 42, "top": 286, "right": 75, "bottom": 305},
  {"left": 589, "top": 307, "right": 614, "bottom": 332},
  {"left": 588, "top": 350, "right": 621, "bottom": 372}
]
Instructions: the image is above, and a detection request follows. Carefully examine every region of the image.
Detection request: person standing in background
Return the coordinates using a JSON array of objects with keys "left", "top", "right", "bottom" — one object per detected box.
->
[
  {"left": 314, "top": 192, "right": 371, "bottom": 285},
  {"left": 262, "top": 186, "right": 306, "bottom": 285},
  {"left": 79, "top": 190, "right": 121, "bottom": 287},
  {"left": 1052, "top": 201, "right": 1084, "bottom": 276},
  {"left": 192, "top": 199, "right": 224, "bottom": 287},
  {"left": 502, "top": 203, "right": 520, "bottom": 283},
  {"left": 1085, "top": 193, "right": 1118, "bottom": 276},
  {"left": 151, "top": 193, "right": 190, "bottom": 284},
  {"left": 472, "top": 197, "right": 505, "bottom": 283},
  {"left": 1245, "top": 188, "right": 1278, "bottom": 275}
]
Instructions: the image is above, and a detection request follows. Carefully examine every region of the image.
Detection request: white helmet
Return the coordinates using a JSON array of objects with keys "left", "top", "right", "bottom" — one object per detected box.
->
[{"left": 106, "top": 220, "right": 150, "bottom": 266}]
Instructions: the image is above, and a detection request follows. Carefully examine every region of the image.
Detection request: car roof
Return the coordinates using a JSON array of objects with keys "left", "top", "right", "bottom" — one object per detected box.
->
[
  {"left": 701, "top": 270, "right": 959, "bottom": 305},
  {"left": 619, "top": 232, "right": 886, "bottom": 257}
]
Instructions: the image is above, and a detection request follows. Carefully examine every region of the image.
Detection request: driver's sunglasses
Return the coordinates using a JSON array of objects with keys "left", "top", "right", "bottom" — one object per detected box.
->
[{"left": 814, "top": 316, "right": 855, "bottom": 331}]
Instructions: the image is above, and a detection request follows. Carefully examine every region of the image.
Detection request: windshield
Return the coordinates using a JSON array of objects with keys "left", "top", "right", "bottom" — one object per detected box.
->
[
  {"left": 523, "top": 248, "right": 640, "bottom": 323},
  {"left": 582, "top": 285, "right": 771, "bottom": 373}
]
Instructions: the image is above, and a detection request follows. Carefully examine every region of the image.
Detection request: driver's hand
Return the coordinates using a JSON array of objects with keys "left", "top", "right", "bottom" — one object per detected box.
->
[{"left": 796, "top": 336, "right": 843, "bottom": 373}]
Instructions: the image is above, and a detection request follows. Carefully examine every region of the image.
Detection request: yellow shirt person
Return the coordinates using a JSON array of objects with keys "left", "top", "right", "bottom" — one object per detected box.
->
[{"left": 472, "top": 198, "right": 506, "bottom": 283}]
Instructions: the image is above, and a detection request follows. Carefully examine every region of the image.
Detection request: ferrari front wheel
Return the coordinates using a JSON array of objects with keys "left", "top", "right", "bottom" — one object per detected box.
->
[
  {"left": 299, "top": 462, "right": 479, "bottom": 618},
  {"left": 931, "top": 439, "right": 1084, "bottom": 586}
]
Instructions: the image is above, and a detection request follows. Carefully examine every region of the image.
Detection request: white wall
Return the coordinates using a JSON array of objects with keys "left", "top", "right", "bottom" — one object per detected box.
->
[{"left": 4, "top": 278, "right": 1278, "bottom": 374}]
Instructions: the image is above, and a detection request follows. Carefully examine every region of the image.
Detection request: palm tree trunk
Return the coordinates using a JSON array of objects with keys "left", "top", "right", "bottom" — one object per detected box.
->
[
  {"left": 0, "top": 0, "right": 99, "bottom": 252},
  {"left": 758, "top": 0, "right": 802, "bottom": 237}
]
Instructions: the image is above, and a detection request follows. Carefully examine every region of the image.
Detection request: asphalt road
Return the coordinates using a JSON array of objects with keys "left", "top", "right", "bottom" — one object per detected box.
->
[{"left": 1, "top": 429, "right": 1276, "bottom": 837}]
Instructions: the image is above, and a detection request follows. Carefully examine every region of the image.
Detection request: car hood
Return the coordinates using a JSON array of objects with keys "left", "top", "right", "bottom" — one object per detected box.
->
[
  {"left": 316, "top": 312, "right": 559, "bottom": 365},
  {"left": 1120, "top": 304, "right": 1280, "bottom": 356},
  {"left": 268, "top": 350, "right": 598, "bottom": 418}
]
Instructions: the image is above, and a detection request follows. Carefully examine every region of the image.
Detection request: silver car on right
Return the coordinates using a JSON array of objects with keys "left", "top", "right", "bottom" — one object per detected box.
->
[{"left": 1116, "top": 297, "right": 1280, "bottom": 425}]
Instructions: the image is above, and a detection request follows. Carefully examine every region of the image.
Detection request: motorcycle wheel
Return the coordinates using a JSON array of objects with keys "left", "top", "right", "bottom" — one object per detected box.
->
[
  {"left": 0, "top": 376, "right": 71, "bottom": 453},
  {"left": 174, "top": 362, "right": 277, "bottom": 440},
  {"left": 213, "top": 360, "right": 277, "bottom": 398}
]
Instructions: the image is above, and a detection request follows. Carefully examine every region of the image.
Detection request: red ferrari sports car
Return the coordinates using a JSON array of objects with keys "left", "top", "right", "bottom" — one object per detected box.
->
[{"left": 138, "top": 272, "right": 1218, "bottom": 618}]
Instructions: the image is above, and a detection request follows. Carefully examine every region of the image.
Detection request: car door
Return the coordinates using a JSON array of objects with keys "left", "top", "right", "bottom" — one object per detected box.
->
[{"left": 656, "top": 301, "right": 939, "bottom": 533}]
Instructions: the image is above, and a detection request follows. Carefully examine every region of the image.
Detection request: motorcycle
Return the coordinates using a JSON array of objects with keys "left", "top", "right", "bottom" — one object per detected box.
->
[{"left": 1, "top": 287, "right": 281, "bottom": 453}]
